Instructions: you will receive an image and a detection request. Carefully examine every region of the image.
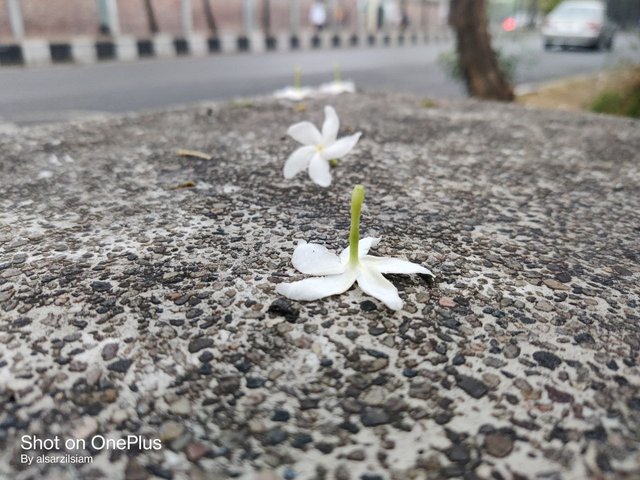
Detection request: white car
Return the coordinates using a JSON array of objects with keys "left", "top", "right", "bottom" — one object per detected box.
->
[{"left": 542, "top": 1, "right": 615, "bottom": 50}]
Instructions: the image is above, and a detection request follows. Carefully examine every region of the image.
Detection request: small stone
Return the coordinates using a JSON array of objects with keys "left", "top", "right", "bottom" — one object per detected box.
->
[
  {"left": 533, "top": 351, "right": 562, "bottom": 370},
  {"left": 445, "top": 444, "right": 470, "bottom": 463},
  {"left": 535, "top": 300, "right": 554, "bottom": 312},
  {"left": 267, "top": 298, "right": 299, "bottom": 322},
  {"left": 170, "top": 398, "right": 191, "bottom": 416},
  {"left": 102, "top": 342, "right": 119, "bottom": 361},
  {"left": 185, "top": 442, "right": 209, "bottom": 462},
  {"left": 160, "top": 421, "right": 184, "bottom": 441},
  {"left": 503, "top": 344, "right": 520, "bottom": 359},
  {"left": 456, "top": 375, "right": 488, "bottom": 399},
  {"left": 1, "top": 268, "right": 21, "bottom": 278},
  {"left": 360, "top": 386, "right": 386, "bottom": 406},
  {"left": 188, "top": 337, "right": 214, "bottom": 353},
  {"left": 91, "top": 281, "right": 112, "bottom": 292},
  {"left": 261, "top": 427, "right": 288, "bottom": 446},
  {"left": 346, "top": 449, "right": 366, "bottom": 461},
  {"left": 271, "top": 409, "right": 290, "bottom": 422},
  {"left": 484, "top": 432, "right": 514, "bottom": 458},
  {"left": 291, "top": 433, "right": 313, "bottom": 449},
  {"left": 439, "top": 297, "right": 456, "bottom": 308},
  {"left": 360, "top": 407, "right": 390, "bottom": 427},
  {"left": 360, "top": 300, "right": 377, "bottom": 311},
  {"left": 543, "top": 279, "right": 570, "bottom": 291},
  {"left": 483, "top": 356, "right": 507, "bottom": 368},
  {"left": 107, "top": 358, "right": 132, "bottom": 373},
  {"left": 574, "top": 332, "right": 595, "bottom": 344},
  {"left": 316, "top": 442, "right": 335, "bottom": 454},
  {"left": 545, "top": 385, "right": 573, "bottom": 403}
]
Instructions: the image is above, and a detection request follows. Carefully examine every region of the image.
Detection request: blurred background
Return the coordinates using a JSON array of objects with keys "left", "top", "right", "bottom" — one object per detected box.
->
[{"left": 0, "top": 0, "right": 638, "bottom": 126}]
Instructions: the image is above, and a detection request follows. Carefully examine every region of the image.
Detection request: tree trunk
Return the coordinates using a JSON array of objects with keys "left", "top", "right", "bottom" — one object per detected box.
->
[
  {"left": 449, "top": 0, "right": 514, "bottom": 101},
  {"left": 262, "top": 0, "right": 271, "bottom": 36},
  {"left": 202, "top": 0, "right": 218, "bottom": 35},
  {"left": 144, "top": 0, "right": 159, "bottom": 34}
]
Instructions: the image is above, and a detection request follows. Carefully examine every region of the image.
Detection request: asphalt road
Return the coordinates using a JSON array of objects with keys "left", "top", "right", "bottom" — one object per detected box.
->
[{"left": 0, "top": 32, "right": 638, "bottom": 125}]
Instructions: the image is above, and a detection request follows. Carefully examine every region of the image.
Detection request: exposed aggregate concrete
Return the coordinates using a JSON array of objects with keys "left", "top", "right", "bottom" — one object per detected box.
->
[{"left": 0, "top": 92, "right": 639, "bottom": 480}]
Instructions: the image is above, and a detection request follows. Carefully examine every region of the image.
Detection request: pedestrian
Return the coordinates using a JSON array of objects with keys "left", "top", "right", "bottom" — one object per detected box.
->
[{"left": 310, "top": 0, "right": 327, "bottom": 33}]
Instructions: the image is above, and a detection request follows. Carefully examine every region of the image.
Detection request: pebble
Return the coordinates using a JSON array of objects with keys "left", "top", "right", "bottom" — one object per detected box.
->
[
  {"left": 160, "top": 421, "right": 184, "bottom": 441},
  {"left": 484, "top": 432, "right": 514, "bottom": 457},
  {"left": 533, "top": 351, "right": 562, "bottom": 370},
  {"left": 107, "top": 358, "right": 132, "bottom": 373},
  {"left": 360, "top": 407, "right": 391, "bottom": 427},
  {"left": 543, "top": 279, "right": 570, "bottom": 291},
  {"left": 439, "top": 297, "right": 456, "bottom": 308},
  {"left": 91, "top": 281, "right": 112, "bottom": 292},
  {"left": 503, "top": 344, "right": 521, "bottom": 359},
  {"left": 102, "top": 343, "right": 119, "bottom": 361},
  {"left": 456, "top": 375, "right": 489, "bottom": 399},
  {"left": 188, "top": 337, "right": 214, "bottom": 353},
  {"left": 170, "top": 398, "right": 191, "bottom": 416}
]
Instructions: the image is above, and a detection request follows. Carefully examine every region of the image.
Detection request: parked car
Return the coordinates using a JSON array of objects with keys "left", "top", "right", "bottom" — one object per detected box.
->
[{"left": 542, "top": 1, "right": 615, "bottom": 50}]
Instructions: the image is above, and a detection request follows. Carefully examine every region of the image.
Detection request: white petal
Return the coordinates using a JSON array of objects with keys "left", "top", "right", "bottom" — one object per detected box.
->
[
  {"left": 283, "top": 145, "right": 316, "bottom": 179},
  {"left": 292, "top": 241, "right": 345, "bottom": 275},
  {"left": 287, "top": 122, "right": 323, "bottom": 146},
  {"left": 322, "top": 132, "right": 361, "bottom": 160},
  {"left": 361, "top": 256, "right": 434, "bottom": 276},
  {"left": 308, "top": 154, "right": 332, "bottom": 187},
  {"left": 276, "top": 270, "right": 357, "bottom": 301},
  {"left": 340, "top": 237, "right": 381, "bottom": 262},
  {"left": 356, "top": 265, "right": 403, "bottom": 310},
  {"left": 322, "top": 106, "right": 339, "bottom": 144}
]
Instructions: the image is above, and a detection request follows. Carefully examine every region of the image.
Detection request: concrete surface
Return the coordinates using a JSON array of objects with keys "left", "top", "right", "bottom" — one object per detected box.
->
[{"left": 0, "top": 92, "right": 639, "bottom": 480}]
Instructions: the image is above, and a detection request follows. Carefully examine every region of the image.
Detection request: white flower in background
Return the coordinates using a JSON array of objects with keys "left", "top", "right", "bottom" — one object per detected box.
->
[
  {"left": 274, "top": 86, "right": 315, "bottom": 101},
  {"left": 274, "top": 66, "right": 315, "bottom": 101},
  {"left": 319, "top": 80, "right": 356, "bottom": 95},
  {"left": 319, "top": 63, "right": 356, "bottom": 95},
  {"left": 284, "top": 106, "right": 361, "bottom": 187},
  {"left": 277, "top": 185, "right": 433, "bottom": 310}
]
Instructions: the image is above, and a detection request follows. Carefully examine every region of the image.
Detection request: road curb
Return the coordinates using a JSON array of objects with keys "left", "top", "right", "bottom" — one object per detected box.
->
[{"left": 0, "top": 29, "right": 453, "bottom": 68}]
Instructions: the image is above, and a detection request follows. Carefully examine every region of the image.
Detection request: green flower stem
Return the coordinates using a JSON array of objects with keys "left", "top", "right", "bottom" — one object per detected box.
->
[
  {"left": 333, "top": 63, "right": 342, "bottom": 83},
  {"left": 349, "top": 185, "right": 365, "bottom": 266},
  {"left": 294, "top": 66, "right": 302, "bottom": 89}
]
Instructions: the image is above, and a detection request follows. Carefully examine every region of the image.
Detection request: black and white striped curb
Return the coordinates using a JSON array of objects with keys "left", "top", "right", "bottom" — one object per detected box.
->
[{"left": 0, "top": 29, "right": 452, "bottom": 67}]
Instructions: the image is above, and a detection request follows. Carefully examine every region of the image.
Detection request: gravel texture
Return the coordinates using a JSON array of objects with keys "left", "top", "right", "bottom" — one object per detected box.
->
[{"left": 0, "top": 92, "right": 639, "bottom": 480}]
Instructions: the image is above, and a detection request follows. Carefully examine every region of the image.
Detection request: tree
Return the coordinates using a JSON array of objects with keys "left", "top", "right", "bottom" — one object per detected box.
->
[
  {"left": 262, "top": 0, "right": 272, "bottom": 36},
  {"left": 143, "top": 0, "right": 159, "bottom": 34},
  {"left": 449, "top": 0, "right": 514, "bottom": 101},
  {"left": 202, "top": 0, "right": 218, "bottom": 35}
]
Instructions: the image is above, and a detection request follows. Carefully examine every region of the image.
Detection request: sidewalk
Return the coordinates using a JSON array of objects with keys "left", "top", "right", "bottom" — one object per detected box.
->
[{"left": 0, "top": 92, "right": 639, "bottom": 479}]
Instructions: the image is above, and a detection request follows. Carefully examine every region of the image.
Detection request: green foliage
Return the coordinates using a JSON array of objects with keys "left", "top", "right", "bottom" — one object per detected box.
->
[
  {"left": 437, "top": 48, "right": 519, "bottom": 83},
  {"left": 590, "top": 86, "right": 640, "bottom": 118},
  {"left": 539, "top": 0, "right": 563, "bottom": 15}
]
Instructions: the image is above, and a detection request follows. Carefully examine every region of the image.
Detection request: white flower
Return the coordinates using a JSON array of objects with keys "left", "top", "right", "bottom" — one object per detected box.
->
[
  {"left": 274, "top": 86, "right": 315, "bottom": 101},
  {"left": 274, "top": 66, "right": 315, "bottom": 101},
  {"left": 276, "top": 185, "right": 433, "bottom": 310},
  {"left": 319, "top": 80, "right": 356, "bottom": 95},
  {"left": 284, "top": 106, "right": 361, "bottom": 187}
]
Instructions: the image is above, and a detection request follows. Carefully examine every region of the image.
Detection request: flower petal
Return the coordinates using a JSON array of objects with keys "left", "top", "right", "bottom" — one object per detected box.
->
[
  {"left": 276, "top": 270, "right": 357, "bottom": 301},
  {"left": 292, "top": 241, "right": 345, "bottom": 275},
  {"left": 322, "top": 132, "right": 361, "bottom": 160},
  {"left": 361, "top": 256, "right": 434, "bottom": 276},
  {"left": 322, "top": 106, "right": 339, "bottom": 144},
  {"left": 340, "top": 237, "right": 381, "bottom": 262},
  {"left": 283, "top": 145, "right": 316, "bottom": 179},
  {"left": 356, "top": 265, "right": 403, "bottom": 310},
  {"left": 308, "top": 154, "right": 332, "bottom": 187},
  {"left": 287, "top": 121, "right": 323, "bottom": 146}
]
